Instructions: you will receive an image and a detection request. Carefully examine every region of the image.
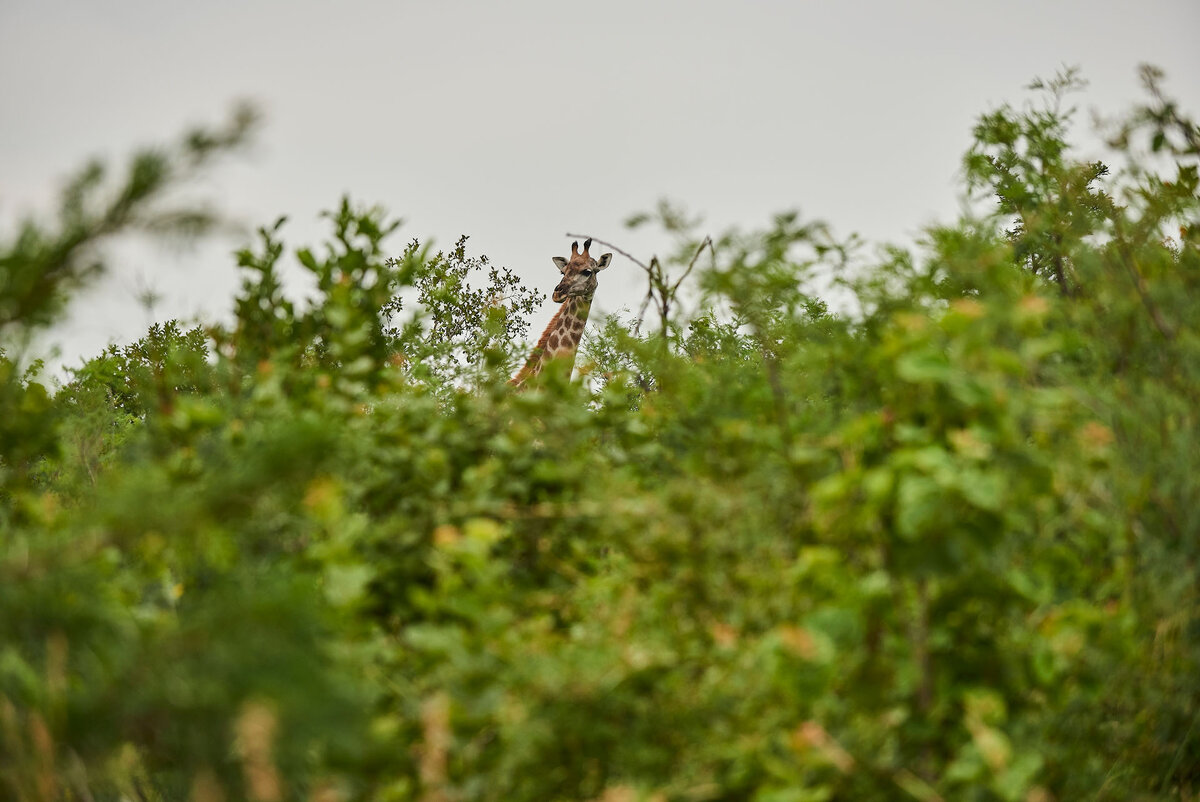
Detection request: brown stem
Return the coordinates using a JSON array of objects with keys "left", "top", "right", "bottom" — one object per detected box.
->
[
  {"left": 1114, "top": 224, "right": 1175, "bottom": 341},
  {"left": 914, "top": 578, "right": 932, "bottom": 715},
  {"left": 761, "top": 349, "right": 792, "bottom": 448},
  {"left": 1051, "top": 233, "right": 1070, "bottom": 296},
  {"left": 568, "top": 232, "right": 712, "bottom": 338}
]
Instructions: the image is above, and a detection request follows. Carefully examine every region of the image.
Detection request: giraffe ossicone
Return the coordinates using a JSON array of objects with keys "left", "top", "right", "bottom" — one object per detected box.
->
[{"left": 508, "top": 237, "right": 613, "bottom": 388}]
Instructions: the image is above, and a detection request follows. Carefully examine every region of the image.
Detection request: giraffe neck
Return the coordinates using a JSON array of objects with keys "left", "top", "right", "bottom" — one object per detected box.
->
[{"left": 508, "top": 294, "right": 593, "bottom": 387}]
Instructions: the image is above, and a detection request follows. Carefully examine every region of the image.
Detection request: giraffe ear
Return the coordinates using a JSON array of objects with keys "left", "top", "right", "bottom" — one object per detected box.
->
[
  {"left": 595, "top": 253, "right": 613, "bottom": 271},
  {"left": 552, "top": 256, "right": 569, "bottom": 272}
]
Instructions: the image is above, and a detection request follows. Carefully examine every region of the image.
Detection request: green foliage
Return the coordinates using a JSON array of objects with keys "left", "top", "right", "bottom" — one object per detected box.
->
[
  {"left": 0, "top": 104, "right": 255, "bottom": 506},
  {"left": 382, "top": 234, "right": 542, "bottom": 390},
  {"left": 965, "top": 68, "right": 1110, "bottom": 294},
  {"left": 217, "top": 199, "right": 406, "bottom": 397},
  {"left": 2, "top": 69, "right": 1198, "bottom": 802},
  {"left": 0, "top": 103, "right": 256, "bottom": 337},
  {"left": 0, "top": 353, "right": 56, "bottom": 497}
]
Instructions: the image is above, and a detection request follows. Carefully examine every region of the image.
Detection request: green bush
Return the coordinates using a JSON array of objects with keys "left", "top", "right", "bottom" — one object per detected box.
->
[{"left": 1, "top": 68, "right": 1197, "bottom": 801}]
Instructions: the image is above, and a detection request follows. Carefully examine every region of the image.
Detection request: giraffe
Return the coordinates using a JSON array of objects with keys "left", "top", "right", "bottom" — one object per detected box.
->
[{"left": 508, "top": 238, "right": 612, "bottom": 388}]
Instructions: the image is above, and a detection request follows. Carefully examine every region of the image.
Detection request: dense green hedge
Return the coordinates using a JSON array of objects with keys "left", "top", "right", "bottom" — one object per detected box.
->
[{"left": 2, "top": 68, "right": 1198, "bottom": 801}]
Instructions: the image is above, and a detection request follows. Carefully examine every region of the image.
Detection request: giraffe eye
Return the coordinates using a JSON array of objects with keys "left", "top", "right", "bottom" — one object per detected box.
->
[{"left": 581, "top": 269, "right": 594, "bottom": 276}]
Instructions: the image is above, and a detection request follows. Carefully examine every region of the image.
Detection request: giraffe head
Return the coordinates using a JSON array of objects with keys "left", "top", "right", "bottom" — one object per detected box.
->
[{"left": 550, "top": 238, "right": 612, "bottom": 303}]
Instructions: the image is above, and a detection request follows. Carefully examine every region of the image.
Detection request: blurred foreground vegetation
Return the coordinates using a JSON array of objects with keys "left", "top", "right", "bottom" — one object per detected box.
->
[{"left": 2, "top": 68, "right": 1198, "bottom": 801}]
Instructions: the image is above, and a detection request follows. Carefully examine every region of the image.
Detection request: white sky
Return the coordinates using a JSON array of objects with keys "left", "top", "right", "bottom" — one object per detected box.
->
[{"left": 3, "top": 0, "right": 1198, "bottom": 372}]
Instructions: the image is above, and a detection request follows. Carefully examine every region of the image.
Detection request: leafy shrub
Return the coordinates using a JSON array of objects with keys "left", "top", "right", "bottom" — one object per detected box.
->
[{"left": 1, "top": 69, "right": 1197, "bottom": 802}]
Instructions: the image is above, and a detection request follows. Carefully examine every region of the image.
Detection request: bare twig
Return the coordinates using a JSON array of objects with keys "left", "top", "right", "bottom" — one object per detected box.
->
[
  {"left": 634, "top": 261, "right": 657, "bottom": 336},
  {"left": 670, "top": 236, "right": 714, "bottom": 297},
  {"left": 565, "top": 233, "right": 652, "bottom": 273},
  {"left": 655, "top": 237, "right": 714, "bottom": 338},
  {"left": 567, "top": 232, "right": 713, "bottom": 343},
  {"left": 567, "top": 232, "right": 714, "bottom": 337},
  {"left": 567, "top": 232, "right": 658, "bottom": 336}
]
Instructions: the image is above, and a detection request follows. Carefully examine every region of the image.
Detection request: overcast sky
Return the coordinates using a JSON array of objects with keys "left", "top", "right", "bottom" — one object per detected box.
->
[{"left": 3, "top": 0, "right": 1198, "bottom": 373}]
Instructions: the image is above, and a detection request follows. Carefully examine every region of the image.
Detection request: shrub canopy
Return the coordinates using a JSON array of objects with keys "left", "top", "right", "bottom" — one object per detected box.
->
[{"left": 2, "top": 68, "right": 1198, "bottom": 801}]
